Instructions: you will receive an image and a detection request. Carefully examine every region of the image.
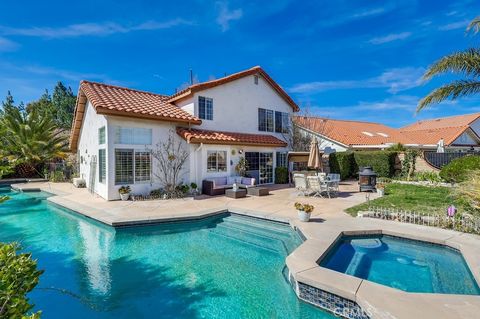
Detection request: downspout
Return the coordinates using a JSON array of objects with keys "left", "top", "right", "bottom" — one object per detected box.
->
[{"left": 194, "top": 143, "right": 204, "bottom": 187}]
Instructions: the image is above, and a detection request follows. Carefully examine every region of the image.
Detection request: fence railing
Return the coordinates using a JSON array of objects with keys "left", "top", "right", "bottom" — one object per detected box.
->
[
  {"left": 423, "top": 151, "right": 479, "bottom": 169},
  {"left": 359, "top": 206, "right": 480, "bottom": 235}
]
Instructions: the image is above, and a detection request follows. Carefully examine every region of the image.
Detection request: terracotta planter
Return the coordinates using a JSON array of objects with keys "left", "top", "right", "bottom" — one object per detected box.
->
[
  {"left": 120, "top": 193, "right": 130, "bottom": 201},
  {"left": 297, "top": 210, "right": 311, "bottom": 222}
]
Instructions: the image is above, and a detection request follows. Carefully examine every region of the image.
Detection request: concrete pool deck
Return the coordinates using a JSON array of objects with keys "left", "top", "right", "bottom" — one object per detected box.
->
[{"left": 10, "top": 181, "right": 480, "bottom": 319}]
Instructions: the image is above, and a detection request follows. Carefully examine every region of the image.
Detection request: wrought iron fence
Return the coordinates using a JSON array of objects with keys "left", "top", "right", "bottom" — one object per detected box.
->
[
  {"left": 360, "top": 206, "right": 480, "bottom": 235},
  {"left": 423, "top": 151, "right": 479, "bottom": 169}
]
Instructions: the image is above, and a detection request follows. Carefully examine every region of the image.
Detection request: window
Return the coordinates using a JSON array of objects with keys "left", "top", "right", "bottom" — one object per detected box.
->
[
  {"left": 114, "top": 126, "right": 152, "bottom": 145},
  {"left": 254, "top": 75, "right": 259, "bottom": 85},
  {"left": 258, "top": 108, "right": 274, "bottom": 132},
  {"left": 135, "top": 151, "right": 151, "bottom": 182},
  {"left": 98, "top": 127, "right": 106, "bottom": 144},
  {"left": 275, "top": 111, "right": 289, "bottom": 133},
  {"left": 199, "top": 96, "right": 213, "bottom": 120},
  {"left": 115, "top": 149, "right": 134, "bottom": 184},
  {"left": 276, "top": 152, "right": 287, "bottom": 168},
  {"left": 98, "top": 149, "right": 106, "bottom": 183},
  {"left": 207, "top": 151, "right": 227, "bottom": 172}
]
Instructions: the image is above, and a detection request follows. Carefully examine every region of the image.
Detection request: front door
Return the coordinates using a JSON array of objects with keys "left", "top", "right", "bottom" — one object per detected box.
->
[{"left": 245, "top": 152, "right": 273, "bottom": 184}]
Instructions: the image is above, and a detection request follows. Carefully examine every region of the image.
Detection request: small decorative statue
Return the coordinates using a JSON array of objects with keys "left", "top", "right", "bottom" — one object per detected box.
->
[{"left": 232, "top": 182, "right": 238, "bottom": 191}]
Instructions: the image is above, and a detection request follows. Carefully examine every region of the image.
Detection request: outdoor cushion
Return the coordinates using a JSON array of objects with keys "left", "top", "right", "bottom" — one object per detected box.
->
[
  {"left": 227, "top": 177, "right": 236, "bottom": 185},
  {"left": 242, "top": 177, "right": 254, "bottom": 186},
  {"left": 235, "top": 176, "right": 243, "bottom": 184},
  {"left": 213, "top": 177, "right": 228, "bottom": 186}
]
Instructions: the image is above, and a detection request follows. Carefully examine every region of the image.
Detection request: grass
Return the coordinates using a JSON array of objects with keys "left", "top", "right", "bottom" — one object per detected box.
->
[{"left": 346, "top": 183, "right": 460, "bottom": 217}]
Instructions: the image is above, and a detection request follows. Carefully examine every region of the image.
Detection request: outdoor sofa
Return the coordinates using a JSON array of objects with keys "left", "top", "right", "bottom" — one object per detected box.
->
[{"left": 202, "top": 176, "right": 256, "bottom": 196}]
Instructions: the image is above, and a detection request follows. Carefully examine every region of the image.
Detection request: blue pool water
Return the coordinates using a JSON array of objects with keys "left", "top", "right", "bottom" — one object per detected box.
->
[
  {"left": 320, "top": 234, "right": 480, "bottom": 295},
  {"left": 0, "top": 187, "right": 334, "bottom": 318}
]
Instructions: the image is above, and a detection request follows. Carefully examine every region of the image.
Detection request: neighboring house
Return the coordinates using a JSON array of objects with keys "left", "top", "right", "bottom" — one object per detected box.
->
[
  {"left": 294, "top": 113, "right": 480, "bottom": 152},
  {"left": 70, "top": 66, "right": 299, "bottom": 200}
]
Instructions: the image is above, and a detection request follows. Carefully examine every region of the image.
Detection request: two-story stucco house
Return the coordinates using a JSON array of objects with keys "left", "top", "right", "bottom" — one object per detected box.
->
[{"left": 69, "top": 66, "right": 300, "bottom": 200}]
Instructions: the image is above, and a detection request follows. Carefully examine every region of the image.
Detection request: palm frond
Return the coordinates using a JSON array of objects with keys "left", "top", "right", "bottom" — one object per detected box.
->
[
  {"left": 423, "top": 48, "right": 480, "bottom": 81},
  {"left": 467, "top": 16, "right": 480, "bottom": 34},
  {"left": 417, "top": 80, "right": 480, "bottom": 112}
]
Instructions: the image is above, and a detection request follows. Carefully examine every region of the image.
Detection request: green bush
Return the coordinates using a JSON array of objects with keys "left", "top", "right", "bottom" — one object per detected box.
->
[
  {"left": 414, "top": 171, "right": 443, "bottom": 183},
  {"left": 354, "top": 151, "right": 397, "bottom": 178},
  {"left": 275, "top": 167, "right": 288, "bottom": 184},
  {"left": 440, "top": 155, "right": 480, "bottom": 183},
  {"left": 0, "top": 243, "right": 43, "bottom": 319},
  {"left": 329, "top": 152, "right": 356, "bottom": 180}
]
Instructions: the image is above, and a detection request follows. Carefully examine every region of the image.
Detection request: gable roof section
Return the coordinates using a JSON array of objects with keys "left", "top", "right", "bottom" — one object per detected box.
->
[
  {"left": 168, "top": 66, "right": 300, "bottom": 112},
  {"left": 176, "top": 127, "right": 288, "bottom": 147},
  {"left": 294, "top": 116, "right": 406, "bottom": 147},
  {"left": 69, "top": 81, "right": 201, "bottom": 151},
  {"left": 400, "top": 112, "right": 480, "bottom": 145}
]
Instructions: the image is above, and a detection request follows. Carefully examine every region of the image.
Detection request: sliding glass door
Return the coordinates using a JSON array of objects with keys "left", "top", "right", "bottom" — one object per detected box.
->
[{"left": 245, "top": 152, "right": 273, "bottom": 184}]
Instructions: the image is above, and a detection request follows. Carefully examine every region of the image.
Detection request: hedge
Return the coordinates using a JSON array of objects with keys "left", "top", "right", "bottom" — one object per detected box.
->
[
  {"left": 275, "top": 167, "right": 289, "bottom": 184},
  {"left": 440, "top": 155, "right": 480, "bottom": 183},
  {"left": 329, "top": 151, "right": 397, "bottom": 179}
]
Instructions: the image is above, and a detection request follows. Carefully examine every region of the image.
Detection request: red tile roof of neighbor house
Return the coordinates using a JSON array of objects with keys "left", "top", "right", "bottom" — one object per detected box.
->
[
  {"left": 176, "top": 128, "right": 288, "bottom": 147},
  {"left": 69, "top": 81, "right": 202, "bottom": 150},
  {"left": 168, "top": 66, "right": 300, "bottom": 112},
  {"left": 295, "top": 113, "right": 480, "bottom": 147}
]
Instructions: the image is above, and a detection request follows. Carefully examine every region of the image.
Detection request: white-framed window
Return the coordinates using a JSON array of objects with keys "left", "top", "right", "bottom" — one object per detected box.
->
[
  {"left": 114, "top": 149, "right": 152, "bottom": 185},
  {"left": 258, "top": 108, "right": 274, "bottom": 132},
  {"left": 207, "top": 151, "right": 227, "bottom": 172},
  {"left": 98, "top": 126, "right": 106, "bottom": 145},
  {"left": 98, "top": 149, "right": 106, "bottom": 183},
  {"left": 114, "top": 126, "right": 152, "bottom": 145},
  {"left": 275, "top": 111, "right": 289, "bottom": 133},
  {"left": 276, "top": 152, "right": 288, "bottom": 168},
  {"left": 199, "top": 96, "right": 213, "bottom": 120}
]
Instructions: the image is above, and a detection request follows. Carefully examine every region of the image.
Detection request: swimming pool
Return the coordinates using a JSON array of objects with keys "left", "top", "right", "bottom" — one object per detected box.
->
[
  {"left": 319, "top": 234, "right": 480, "bottom": 295},
  {"left": 0, "top": 187, "right": 334, "bottom": 318}
]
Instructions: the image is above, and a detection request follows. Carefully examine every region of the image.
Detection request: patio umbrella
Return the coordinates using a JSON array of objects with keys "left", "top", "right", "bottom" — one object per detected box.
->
[{"left": 308, "top": 139, "right": 323, "bottom": 171}]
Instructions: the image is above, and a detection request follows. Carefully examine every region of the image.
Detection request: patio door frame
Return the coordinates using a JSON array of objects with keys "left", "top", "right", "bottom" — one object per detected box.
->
[{"left": 245, "top": 151, "right": 274, "bottom": 185}]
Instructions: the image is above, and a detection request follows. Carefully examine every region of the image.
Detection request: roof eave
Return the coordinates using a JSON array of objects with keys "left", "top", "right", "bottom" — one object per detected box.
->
[{"left": 95, "top": 107, "right": 202, "bottom": 125}]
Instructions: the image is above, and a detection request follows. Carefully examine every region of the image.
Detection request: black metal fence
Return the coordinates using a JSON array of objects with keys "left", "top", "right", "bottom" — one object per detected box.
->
[{"left": 423, "top": 151, "right": 479, "bottom": 169}]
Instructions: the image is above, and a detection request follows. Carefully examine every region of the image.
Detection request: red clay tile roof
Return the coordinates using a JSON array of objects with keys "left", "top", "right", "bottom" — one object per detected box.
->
[
  {"left": 294, "top": 116, "right": 407, "bottom": 147},
  {"left": 69, "top": 81, "right": 201, "bottom": 150},
  {"left": 176, "top": 128, "right": 288, "bottom": 147},
  {"left": 168, "top": 66, "right": 300, "bottom": 112}
]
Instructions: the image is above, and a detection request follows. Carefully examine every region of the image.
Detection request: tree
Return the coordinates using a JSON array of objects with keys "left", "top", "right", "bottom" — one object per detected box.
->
[
  {"left": 1, "top": 91, "right": 16, "bottom": 115},
  {"left": 151, "top": 130, "right": 189, "bottom": 197},
  {"left": 52, "top": 82, "right": 76, "bottom": 129},
  {"left": 0, "top": 242, "right": 43, "bottom": 319},
  {"left": 417, "top": 16, "right": 480, "bottom": 111},
  {"left": 1, "top": 107, "right": 68, "bottom": 177}
]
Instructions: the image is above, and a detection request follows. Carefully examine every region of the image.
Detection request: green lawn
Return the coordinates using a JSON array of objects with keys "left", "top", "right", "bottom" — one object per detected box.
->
[{"left": 346, "top": 183, "right": 460, "bottom": 217}]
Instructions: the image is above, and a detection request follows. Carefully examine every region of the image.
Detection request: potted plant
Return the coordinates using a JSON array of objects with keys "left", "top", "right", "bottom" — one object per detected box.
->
[
  {"left": 190, "top": 182, "right": 198, "bottom": 195},
  {"left": 295, "top": 202, "right": 314, "bottom": 222},
  {"left": 118, "top": 186, "right": 131, "bottom": 201}
]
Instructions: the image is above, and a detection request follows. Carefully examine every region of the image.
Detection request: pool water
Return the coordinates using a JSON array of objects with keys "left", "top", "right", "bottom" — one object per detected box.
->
[
  {"left": 320, "top": 234, "right": 480, "bottom": 295},
  {"left": 0, "top": 187, "right": 333, "bottom": 318}
]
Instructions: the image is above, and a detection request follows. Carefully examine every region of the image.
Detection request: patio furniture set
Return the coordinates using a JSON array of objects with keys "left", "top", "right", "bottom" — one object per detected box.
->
[
  {"left": 202, "top": 176, "right": 269, "bottom": 199},
  {"left": 293, "top": 173, "right": 340, "bottom": 198}
]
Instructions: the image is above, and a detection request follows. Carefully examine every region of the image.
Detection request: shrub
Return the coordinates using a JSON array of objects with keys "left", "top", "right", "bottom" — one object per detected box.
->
[
  {"left": 414, "top": 171, "right": 443, "bottom": 183},
  {"left": 440, "top": 155, "right": 480, "bottom": 183},
  {"left": 455, "top": 170, "right": 480, "bottom": 214},
  {"left": 329, "top": 152, "right": 355, "bottom": 180},
  {"left": 354, "top": 151, "right": 397, "bottom": 178},
  {"left": 275, "top": 167, "right": 288, "bottom": 184},
  {"left": 0, "top": 243, "right": 43, "bottom": 319}
]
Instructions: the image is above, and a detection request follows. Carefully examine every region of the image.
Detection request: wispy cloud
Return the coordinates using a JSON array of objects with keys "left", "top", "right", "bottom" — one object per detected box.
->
[
  {"left": 216, "top": 1, "right": 243, "bottom": 31},
  {"left": 0, "top": 19, "right": 192, "bottom": 38},
  {"left": 439, "top": 19, "right": 469, "bottom": 31},
  {"left": 0, "top": 36, "right": 18, "bottom": 52},
  {"left": 289, "top": 67, "right": 425, "bottom": 94},
  {"left": 351, "top": 7, "right": 386, "bottom": 19},
  {"left": 368, "top": 32, "right": 412, "bottom": 45}
]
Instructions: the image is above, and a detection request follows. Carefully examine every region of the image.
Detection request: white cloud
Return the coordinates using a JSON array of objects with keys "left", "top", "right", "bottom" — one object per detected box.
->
[
  {"left": 0, "top": 36, "right": 18, "bottom": 52},
  {"left": 0, "top": 19, "right": 192, "bottom": 38},
  {"left": 439, "top": 19, "right": 469, "bottom": 31},
  {"left": 216, "top": 1, "right": 243, "bottom": 31},
  {"left": 368, "top": 32, "right": 412, "bottom": 45},
  {"left": 289, "top": 67, "right": 425, "bottom": 94},
  {"left": 351, "top": 7, "right": 385, "bottom": 19}
]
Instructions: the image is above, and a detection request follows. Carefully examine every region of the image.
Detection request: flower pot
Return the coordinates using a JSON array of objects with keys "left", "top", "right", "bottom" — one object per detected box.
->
[
  {"left": 120, "top": 193, "right": 130, "bottom": 201},
  {"left": 377, "top": 188, "right": 385, "bottom": 197},
  {"left": 297, "top": 210, "right": 311, "bottom": 222}
]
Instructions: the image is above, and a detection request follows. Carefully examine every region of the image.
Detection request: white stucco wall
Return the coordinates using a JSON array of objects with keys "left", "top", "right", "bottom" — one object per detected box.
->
[{"left": 77, "top": 101, "right": 108, "bottom": 199}]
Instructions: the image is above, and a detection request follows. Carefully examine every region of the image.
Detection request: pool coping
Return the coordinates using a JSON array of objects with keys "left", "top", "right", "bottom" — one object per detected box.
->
[{"left": 9, "top": 183, "right": 480, "bottom": 319}]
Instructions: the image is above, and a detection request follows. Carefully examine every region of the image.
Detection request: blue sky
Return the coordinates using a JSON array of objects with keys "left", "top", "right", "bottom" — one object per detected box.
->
[{"left": 0, "top": 0, "right": 479, "bottom": 127}]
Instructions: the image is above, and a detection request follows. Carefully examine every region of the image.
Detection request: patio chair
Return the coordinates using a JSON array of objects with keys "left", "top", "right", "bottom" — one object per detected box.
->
[
  {"left": 293, "top": 174, "right": 308, "bottom": 196},
  {"left": 317, "top": 172, "right": 327, "bottom": 181},
  {"left": 327, "top": 173, "right": 340, "bottom": 196},
  {"left": 307, "top": 176, "right": 329, "bottom": 198}
]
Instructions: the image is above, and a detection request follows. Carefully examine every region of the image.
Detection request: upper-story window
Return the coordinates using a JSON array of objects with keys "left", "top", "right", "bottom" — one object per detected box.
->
[
  {"left": 275, "top": 111, "right": 289, "bottom": 133},
  {"left": 199, "top": 96, "right": 213, "bottom": 120},
  {"left": 258, "top": 108, "right": 274, "bottom": 132},
  {"left": 98, "top": 126, "right": 106, "bottom": 144},
  {"left": 114, "top": 126, "right": 152, "bottom": 145}
]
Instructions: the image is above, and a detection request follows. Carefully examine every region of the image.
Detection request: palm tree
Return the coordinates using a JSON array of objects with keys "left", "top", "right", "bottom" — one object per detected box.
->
[
  {"left": 417, "top": 16, "right": 480, "bottom": 111},
  {"left": 1, "top": 107, "right": 68, "bottom": 176}
]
